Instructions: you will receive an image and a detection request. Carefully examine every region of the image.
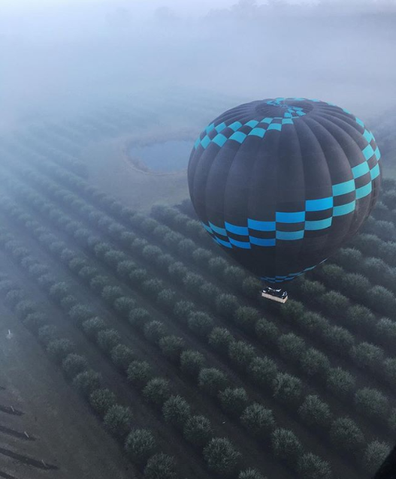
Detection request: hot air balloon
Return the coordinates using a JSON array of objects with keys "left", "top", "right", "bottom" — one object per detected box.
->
[{"left": 188, "top": 98, "right": 381, "bottom": 302}]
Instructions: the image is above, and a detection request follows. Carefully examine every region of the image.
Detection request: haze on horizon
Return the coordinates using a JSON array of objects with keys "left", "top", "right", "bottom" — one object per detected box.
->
[{"left": 1, "top": 0, "right": 395, "bottom": 129}]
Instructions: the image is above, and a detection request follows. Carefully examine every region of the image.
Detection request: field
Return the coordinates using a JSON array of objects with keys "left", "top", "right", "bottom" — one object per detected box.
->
[{"left": 0, "top": 100, "right": 395, "bottom": 479}]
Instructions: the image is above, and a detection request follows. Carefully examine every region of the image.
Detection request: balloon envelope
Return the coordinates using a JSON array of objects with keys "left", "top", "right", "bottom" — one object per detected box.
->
[{"left": 188, "top": 98, "right": 381, "bottom": 284}]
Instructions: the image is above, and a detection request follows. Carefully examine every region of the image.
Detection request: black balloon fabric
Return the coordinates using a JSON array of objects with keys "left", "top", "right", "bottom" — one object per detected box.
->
[{"left": 188, "top": 98, "right": 381, "bottom": 284}]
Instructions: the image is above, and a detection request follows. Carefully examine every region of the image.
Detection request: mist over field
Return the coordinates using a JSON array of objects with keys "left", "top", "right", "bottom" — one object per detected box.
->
[{"left": 1, "top": 0, "right": 396, "bottom": 127}]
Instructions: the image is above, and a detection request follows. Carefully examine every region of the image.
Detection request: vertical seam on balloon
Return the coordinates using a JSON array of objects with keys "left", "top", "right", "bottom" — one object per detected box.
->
[
  {"left": 292, "top": 118, "right": 307, "bottom": 276},
  {"left": 309, "top": 114, "right": 368, "bottom": 249},
  {"left": 302, "top": 116, "right": 341, "bottom": 266}
]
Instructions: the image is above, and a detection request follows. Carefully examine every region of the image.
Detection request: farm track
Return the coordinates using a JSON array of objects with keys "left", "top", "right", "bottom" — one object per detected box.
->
[{"left": 0, "top": 161, "right": 383, "bottom": 476}]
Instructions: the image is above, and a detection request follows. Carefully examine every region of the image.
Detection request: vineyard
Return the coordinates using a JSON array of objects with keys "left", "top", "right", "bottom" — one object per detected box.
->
[{"left": 0, "top": 108, "right": 396, "bottom": 479}]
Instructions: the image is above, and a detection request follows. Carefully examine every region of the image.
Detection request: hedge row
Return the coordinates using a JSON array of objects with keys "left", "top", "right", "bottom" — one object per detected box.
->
[
  {"left": 0, "top": 172, "right": 394, "bottom": 444},
  {"left": 0, "top": 200, "right": 382, "bottom": 477},
  {"left": 0, "top": 225, "right": 266, "bottom": 478},
  {"left": 0, "top": 272, "right": 179, "bottom": 479}
]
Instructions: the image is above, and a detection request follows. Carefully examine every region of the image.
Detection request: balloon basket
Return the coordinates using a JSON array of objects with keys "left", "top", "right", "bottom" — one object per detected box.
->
[{"left": 261, "top": 287, "right": 288, "bottom": 304}]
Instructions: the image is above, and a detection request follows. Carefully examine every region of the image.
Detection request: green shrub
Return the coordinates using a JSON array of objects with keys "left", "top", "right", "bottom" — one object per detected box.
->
[
  {"left": 319, "top": 291, "right": 349, "bottom": 317},
  {"left": 216, "top": 294, "right": 239, "bottom": 317},
  {"left": 376, "top": 317, "right": 396, "bottom": 346},
  {"left": 350, "top": 342, "right": 384, "bottom": 372},
  {"left": 233, "top": 306, "right": 260, "bottom": 331},
  {"left": 38, "top": 325, "right": 57, "bottom": 346},
  {"left": 125, "top": 429, "right": 157, "bottom": 466},
  {"left": 23, "top": 312, "right": 46, "bottom": 333},
  {"left": 362, "top": 441, "right": 391, "bottom": 476},
  {"left": 297, "top": 280, "right": 326, "bottom": 305},
  {"left": 5, "top": 289, "right": 24, "bottom": 308},
  {"left": 89, "top": 388, "right": 117, "bottom": 417},
  {"left": 347, "top": 305, "right": 375, "bottom": 333},
  {"left": 162, "top": 396, "right": 191, "bottom": 429},
  {"left": 142, "top": 279, "right": 164, "bottom": 296},
  {"left": 299, "top": 348, "right": 330, "bottom": 379},
  {"left": 208, "top": 257, "right": 228, "bottom": 276},
  {"left": 73, "top": 370, "right": 101, "bottom": 397},
  {"left": 47, "top": 338, "right": 74, "bottom": 364},
  {"left": 128, "top": 308, "right": 150, "bottom": 330},
  {"left": 333, "top": 248, "right": 362, "bottom": 270},
  {"left": 157, "top": 289, "right": 177, "bottom": 312},
  {"left": 173, "top": 300, "right": 194, "bottom": 323},
  {"left": 49, "top": 282, "right": 70, "bottom": 302},
  {"left": 280, "top": 300, "right": 304, "bottom": 322},
  {"left": 255, "top": 319, "right": 279, "bottom": 346},
  {"left": 272, "top": 373, "right": 302, "bottom": 408},
  {"left": 111, "top": 344, "right": 135, "bottom": 371},
  {"left": 183, "top": 273, "right": 204, "bottom": 295},
  {"left": 113, "top": 297, "right": 136, "bottom": 317},
  {"left": 68, "top": 304, "right": 95, "bottom": 326},
  {"left": 240, "top": 403, "right": 275, "bottom": 440},
  {"left": 296, "top": 453, "right": 332, "bottom": 479},
  {"left": 326, "top": 368, "right": 356, "bottom": 399},
  {"left": 159, "top": 336, "right": 185, "bottom": 363},
  {"left": 97, "top": 329, "right": 121, "bottom": 353},
  {"left": 62, "top": 353, "right": 88, "bottom": 379},
  {"left": 382, "top": 358, "right": 396, "bottom": 386},
  {"left": 238, "top": 469, "right": 265, "bottom": 479},
  {"left": 218, "top": 388, "right": 248, "bottom": 416},
  {"left": 208, "top": 327, "right": 234, "bottom": 355},
  {"left": 323, "top": 325, "right": 354, "bottom": 355},
  {"left": 143, "top": 378, "right": 171, "bottom": 408},
  {"left": 354, "top": 388, "right": 389, "bottom": 422},
  {"left": 180, "top": 350, "right": 206, "bottom": 377},
  {"left": 298, "top": 395, "right": 332, "bottom": 431},
  {"left": 341, "top": 273, "right": 370, "bottom": 302},
  {"left": 242, "top": 277, "right": 262, "bottom": 298},
  {"left": 329, "top": 417, "right": 365, "bottom": 455},
  {"left": 127, "top": 361, "right": 153, "bottom": 389},
  {"left": 367, "top": 285, "right": 396, "bottom": 316},
  {"left": 224, "top": 266, "right": 245, "bottom": 289},
  {"left": 295, "top": 312, "right": 327, "bottom": 335},
  {"left": 183, "top": 415, "right": 213, "bottom": 447},
  {"left": 90, "top": 275, "right": 109, "bottom": 293},
  {"left": 271, "top": 428, "right": 302, "bottom": 466},
  {"left": 104, "top": 405, "right": 133, "bottom": 440},
  {"left": 144, "top": 321, "right": 167, "bottom": 344},
  {"left": 203, "top": 438, "right": 240, "bottom": 477},
  {"left": 228, "top": 341, "right": 255, "bottom": 371},
  {"left": 187, "top": 312, "right": 213, "bottom": 338},
  {"left": 277, "top": 334, "right": 305, "bottom": 362},
  {"left": 82, "top": 317, "right": 107, "bottom": 339},
  {"left": 144, "top": 453, "right": 177, "bottom": 479},
  {"left": 247, "top": 357, "right": 278, "bottom": 389}
]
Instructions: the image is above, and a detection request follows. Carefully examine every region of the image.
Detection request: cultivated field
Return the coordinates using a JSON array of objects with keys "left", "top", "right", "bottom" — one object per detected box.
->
[{"left": 0, "top": 102, "right": 395, "bottom": 479}]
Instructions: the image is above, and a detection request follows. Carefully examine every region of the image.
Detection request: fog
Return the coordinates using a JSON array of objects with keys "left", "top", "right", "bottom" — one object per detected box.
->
[{"left": 1, "top": 0, "right": 395, "bottom": 130}]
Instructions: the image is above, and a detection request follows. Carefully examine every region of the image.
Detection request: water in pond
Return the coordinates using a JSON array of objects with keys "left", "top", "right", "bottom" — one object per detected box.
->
[{"left": 130, "top": 139, "right": 193, "bottom": 172}]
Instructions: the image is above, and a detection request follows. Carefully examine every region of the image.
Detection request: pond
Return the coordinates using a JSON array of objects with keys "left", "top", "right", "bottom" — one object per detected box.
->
[{"left": 130, "top": 139, "right": 193, "bottom": 172}]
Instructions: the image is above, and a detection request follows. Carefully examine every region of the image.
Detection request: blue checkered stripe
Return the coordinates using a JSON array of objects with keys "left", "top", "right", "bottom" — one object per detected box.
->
[
  {"left": 261, "top": 264, "right": 318, "bottom": 283},
  {"left": 194, "top": 97, "right": 309, "bottom": 151},
  {"left": 201, "top": 118, "right": 380, "bottom": 250}
]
